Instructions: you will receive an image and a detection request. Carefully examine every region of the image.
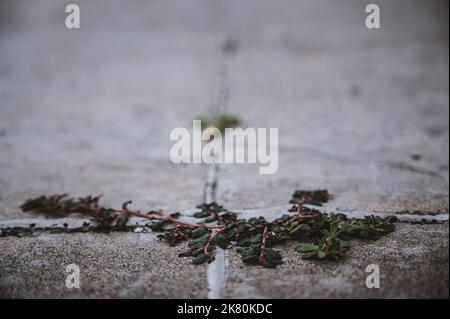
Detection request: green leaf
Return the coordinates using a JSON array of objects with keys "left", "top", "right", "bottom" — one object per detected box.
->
[
  {"left": 317, "top": 250, "right": 326, "bottom": 259},
  {"left": 321, "top": 229, "right": 331, "bottom": 236},
  {"left": 191, "top": 227, "right": 208, "bottom": 239},
  {"left": 193, "top": 211, "right": 210, "bottom": 218},
  {"left": 339, "top": 240, "right": 351, "bottom": 249},
  {"left": 114, "top": 215, "right": 129, "bottom": 230},
  {"left": 295, "top": 243, "right": 319, "bottom": 253},
  {"left": 121, "top": 200, "right": 132, "bottom": 210},
  {"left": 242, "top": 254, "right": 258, "bottom": 264},
  {"left": 301, "top": 251, "right": 317, "bottom": 259},
  {"left": 236, "top": 224, "right": 246, "bottom": 233},
  {"left": 193, "top": 253, "right": 207, "bottom": 264},
  {"left": 263, "top": 248, "right": 283, "bottom": 268},
  {"left": 188, "top": 236, "right": 208, "bottom": 249},
  {"left": 149, "top": 221, "right": 166, "bottom": 232},
  {"left": 196, "top": 113, "right": 241, "bottom": 133},
  {"left": 250, "top": 234, "right": 263, "bottom": 244},
  {"left": 203, "top": 216, "right": 217, "bottom": 223},
  {"left": 289, "top": 224, "right": 311, "bottom": 234},
  {"left": 237, "top": 237, "right": 250, "bottom": 246},
  {"left": 330, "top": 221, "right": 338, "bottom": 234},
  {"left": 214, "top": 234, "right": 227, "bottom": 249}
]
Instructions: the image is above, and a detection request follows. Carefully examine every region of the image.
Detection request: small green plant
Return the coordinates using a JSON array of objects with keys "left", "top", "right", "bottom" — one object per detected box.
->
[
  {"left": 195, "top": 113, "right": 241, "bottom": 133},
  {"left": 20, "top": 190, "right": 396, "bottom": 268}
]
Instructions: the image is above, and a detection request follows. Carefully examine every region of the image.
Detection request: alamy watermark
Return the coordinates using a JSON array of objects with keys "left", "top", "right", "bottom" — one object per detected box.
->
[
  {"left": 365, "top": 4, "right": 380, "bottom": 29},
  {"left": 65, "top": 263, "right": 80, "bottom": 288},
  {"left": 65, "top": 4, "right": 80, "bottom": 29},
  {"left": 365, "top": 264, "right": 380, "bottom": 288},
  {"left": 65, "top": 3, "right": 379, "bottom": 30},
  {"left": 170, "top": 120, "right": 278, "bottom": 175}
]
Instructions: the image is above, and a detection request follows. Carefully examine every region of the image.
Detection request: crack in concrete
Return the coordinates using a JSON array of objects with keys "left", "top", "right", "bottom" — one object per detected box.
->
[
  {"left": 0, "top": 206, "right": 447, "bottom": 237},
  {"left": 203, "top": 0, "right": 240, "bottom": 299},
  {"left": 386, "top": 161, "right": 441, "bottom": 178},
  {"left": 203, "top": 163, "right": 219, "bottom": 204},
  {"left": 0, "top": 217, "right": 161, "bottom": 237},
  {"left": 233, "top": 204, "right": 449, "bottom": 223}
]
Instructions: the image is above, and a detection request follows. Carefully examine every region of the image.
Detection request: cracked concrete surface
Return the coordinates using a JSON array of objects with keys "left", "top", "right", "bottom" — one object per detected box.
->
[{"left": 0, "top": 0, "right": 448, "bottom": 298}]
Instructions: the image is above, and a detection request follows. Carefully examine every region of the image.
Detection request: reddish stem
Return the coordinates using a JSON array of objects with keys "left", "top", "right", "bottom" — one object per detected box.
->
[
  {"left": 259, "top": 226, "right": 269, "bottom": 264},
  {"left": 296, "top": 197, "right": 306, "bottom": 216},
  {"left": 114, "top": 209, "right": 223, "bottom": 229},
  {"left": 203, "top": 227, "right": 227, "bottom": 256}
]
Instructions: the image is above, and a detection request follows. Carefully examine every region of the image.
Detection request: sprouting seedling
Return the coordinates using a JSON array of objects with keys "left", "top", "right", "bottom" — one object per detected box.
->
[
  {"left": 19, "top": 190, "right": 396, "bottom": 268},
  {"left": 195, "top": 113, "right": 240, "bottom": 133}
]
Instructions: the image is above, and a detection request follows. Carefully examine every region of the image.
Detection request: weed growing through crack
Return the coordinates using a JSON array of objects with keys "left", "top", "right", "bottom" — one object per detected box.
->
[
  {"left": 20, "top": 190, "right": 396, "bottom": 268},
  {"left": 195, "top": 113, "right": 240, "bottom": 133}
]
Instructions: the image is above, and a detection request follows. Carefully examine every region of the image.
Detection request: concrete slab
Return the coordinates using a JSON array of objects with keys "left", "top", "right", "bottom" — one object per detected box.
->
[
  {"left": 222, "top": 223, "right": 449, "bottom": 299},
  {"left": 0, "top": 0, "right": 448, "bottom": 298},
  {"left": 0, "top": 232, "right": 208, "bottom": 298},
  {"left": 0, "top": 0, "right": 218, "bottom": 219},
  {"left": 0, "top": 220, "right": 447, "bottom": 298},
  {"left": 218, "top": 0, "right": 449, "bottom": 213}
]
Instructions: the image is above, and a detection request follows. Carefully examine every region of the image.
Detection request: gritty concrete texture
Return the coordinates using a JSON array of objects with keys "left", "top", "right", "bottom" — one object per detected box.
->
[
  {"left": 216, "top": 0, "right": 449, "bottom": 213},
  {"left": 0, "top": 218, "right": 447, "bottom": 299},
  {"left": 222, "top": 223, "right": 449, "bottom": 299},
  {"left": 0, "top": 232, "right": 208, "bottom": 298},
  {"left": 0, "top": 0, "right": 448, "bottom": 298}
]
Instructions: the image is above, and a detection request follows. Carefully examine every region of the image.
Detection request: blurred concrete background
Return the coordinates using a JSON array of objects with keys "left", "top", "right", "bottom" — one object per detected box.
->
[{"left": 0, "top": 0, "right": 448, "bottom": 298}]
